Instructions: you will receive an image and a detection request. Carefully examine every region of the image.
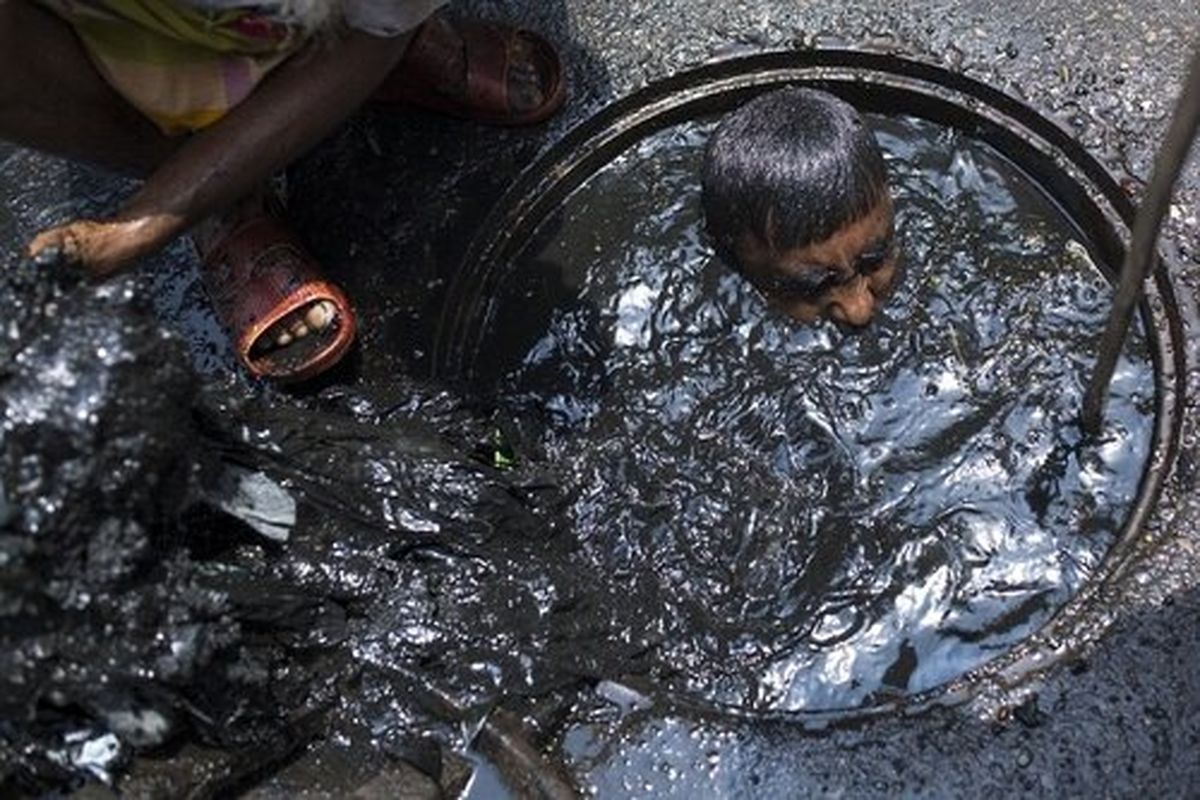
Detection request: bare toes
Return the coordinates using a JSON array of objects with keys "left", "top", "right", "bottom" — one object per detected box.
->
[
  {"left": 251, "top": 300, "right": 340, "bottom": 357},
  {"left": 289, "top": 317, "right": 310, "bottom": 340},
  {"left": 304, "top": 300, "right": 336, "bottom": 332}
]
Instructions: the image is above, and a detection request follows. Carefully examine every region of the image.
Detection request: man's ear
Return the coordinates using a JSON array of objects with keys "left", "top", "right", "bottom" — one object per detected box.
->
[{"left": 732, "top": 229, "right": 773, "bottom": 273}]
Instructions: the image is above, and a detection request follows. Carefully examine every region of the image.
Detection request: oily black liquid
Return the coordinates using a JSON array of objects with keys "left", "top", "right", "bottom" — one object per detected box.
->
[{"left": 480, "top": 115, "right": 1152, "bottom": 710}]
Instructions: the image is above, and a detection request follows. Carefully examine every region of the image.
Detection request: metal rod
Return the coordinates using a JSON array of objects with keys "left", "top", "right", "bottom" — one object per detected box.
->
[{"left": 1081, "top": 44, "right": 1200, "bottom": 434}]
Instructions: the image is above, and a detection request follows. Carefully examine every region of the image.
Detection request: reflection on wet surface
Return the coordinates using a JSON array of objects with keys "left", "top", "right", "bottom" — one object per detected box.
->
[{"left": 480, "top": 115, "right": 1155, "bottom": 711}]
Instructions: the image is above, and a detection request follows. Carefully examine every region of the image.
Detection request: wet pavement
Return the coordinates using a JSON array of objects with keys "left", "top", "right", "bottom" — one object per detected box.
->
[{"left": 3, "top": 0, "right": 1200, "bottom": 797}]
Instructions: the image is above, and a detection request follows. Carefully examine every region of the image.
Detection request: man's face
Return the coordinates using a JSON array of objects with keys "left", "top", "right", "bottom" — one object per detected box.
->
[{"left": 733, "top": 198, "right": 898, "bottom": 326}]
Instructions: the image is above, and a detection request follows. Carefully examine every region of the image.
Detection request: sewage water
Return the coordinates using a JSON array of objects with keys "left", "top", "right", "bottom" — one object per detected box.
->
[{"left": 473, "top": 115, "right": 1155, "bottom": 711}]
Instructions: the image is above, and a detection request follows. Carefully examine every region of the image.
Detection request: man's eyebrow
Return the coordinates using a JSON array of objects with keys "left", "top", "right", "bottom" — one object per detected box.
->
[
  {"left": 771, "top": 266, "right": 841, "bottom": 292},
  {"left": 785, "top": 263, "right": 844, "bottom": 280},
  {"left": 859, "top": 237, "right": 892, "bottom": 257}
]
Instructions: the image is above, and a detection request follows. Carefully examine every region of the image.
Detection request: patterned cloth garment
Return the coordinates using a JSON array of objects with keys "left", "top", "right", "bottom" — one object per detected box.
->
[{"left": 36, "top": 0, "right": 445, "bottom": 133}]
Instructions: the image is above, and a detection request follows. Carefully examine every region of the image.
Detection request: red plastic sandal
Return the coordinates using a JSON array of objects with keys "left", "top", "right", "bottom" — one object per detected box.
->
[
  {"left": 200, "top": 212, "right": 356, "bottom": 383},
  {"left": 373, "top": 18, "right": 566, "bottom": 126}
]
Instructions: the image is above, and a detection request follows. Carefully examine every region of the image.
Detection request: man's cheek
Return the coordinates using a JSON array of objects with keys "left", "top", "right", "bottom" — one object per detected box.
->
[
  {"left": 769, "top": 295, "right": 823, "bottom": 323},
  {"left": 868, "top": 261, "right": 899, "bottom": 298}
]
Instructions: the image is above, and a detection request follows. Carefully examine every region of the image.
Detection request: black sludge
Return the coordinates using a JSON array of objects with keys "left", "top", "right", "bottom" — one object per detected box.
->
[
  {"left": 477, "top": 115, "right": 1155, "bottom": 712},
  {"left": 1, "top": 274, "right": 205, "bottom": 789},
  {"left": 0, "top": 268, "right": 586, "bottom": 793}
]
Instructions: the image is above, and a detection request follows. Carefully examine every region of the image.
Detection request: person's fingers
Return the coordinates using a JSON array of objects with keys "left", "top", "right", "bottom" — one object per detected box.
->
[
  {"left": 30, "top": 242, "right": 70, "bottom": 269},
  {"left": 20, "top": 230, "right": 90, "bottom": 295},
  {"left": 26, "top": 220, "right": 143, "bottom": 278},
  {"left": 27, "top": 227, "right": 83, "bottom": 269}
]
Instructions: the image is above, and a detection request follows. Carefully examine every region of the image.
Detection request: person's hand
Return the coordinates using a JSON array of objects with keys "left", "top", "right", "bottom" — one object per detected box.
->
[{"left": 27, "top": 217, "right": 165, "bottom": 277}]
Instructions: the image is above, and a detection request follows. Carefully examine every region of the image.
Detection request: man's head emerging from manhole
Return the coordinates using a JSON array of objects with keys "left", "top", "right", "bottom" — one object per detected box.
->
[{"left": 702, "top": 87, "right": 897, "bottom": 326}]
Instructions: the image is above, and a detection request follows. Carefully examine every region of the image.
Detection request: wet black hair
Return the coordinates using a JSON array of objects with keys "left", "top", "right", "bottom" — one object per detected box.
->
[{"left": 701, "top": 86, "right": 889, "bottom": 269}]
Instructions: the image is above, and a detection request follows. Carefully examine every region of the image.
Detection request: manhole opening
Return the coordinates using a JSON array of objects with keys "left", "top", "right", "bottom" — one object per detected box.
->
[{"left": 436, "top": 50, "right": 1184, "bottom": 723}]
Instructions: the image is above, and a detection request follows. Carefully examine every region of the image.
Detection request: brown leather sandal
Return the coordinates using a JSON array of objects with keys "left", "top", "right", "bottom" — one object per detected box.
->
[
  {"left": 372, "top": 18, "right": 566, "bottom": 126},
  {"left": 200, "top": 213, "right": 356, "bottom": 383}
]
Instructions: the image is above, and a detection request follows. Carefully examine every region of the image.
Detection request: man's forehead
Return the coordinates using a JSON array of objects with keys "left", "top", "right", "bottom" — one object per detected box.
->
[{"left": 740, "top": 202, "right": 892, "bottom": 268}]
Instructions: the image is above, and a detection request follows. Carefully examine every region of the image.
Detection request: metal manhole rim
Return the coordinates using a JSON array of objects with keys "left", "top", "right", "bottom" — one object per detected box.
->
[{"left": 435, "top": 48, "right": 1186, "bottom": 727}]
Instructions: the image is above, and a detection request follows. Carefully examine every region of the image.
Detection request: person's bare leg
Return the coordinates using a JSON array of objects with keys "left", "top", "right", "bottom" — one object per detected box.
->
[
  {"left": 12, "top": 8, "right": 554, "bottom": 275},
  {"left": 8, "top": 7, "right": 557, "bottom": 354},
  {"left": 0, "top": 0, "right": 331, "bottom": 352},
  {"left": 2, "top": 0, "right": 404, "bottom": 357},
  {"left": 0, "top": 0, "right": 178, "bottom": 177},
  {"left": 26, "top": 28, "right": 412, "bottom": 275},
  {"left": 3, "top": 2, "right": 412, "bottom": 356}
]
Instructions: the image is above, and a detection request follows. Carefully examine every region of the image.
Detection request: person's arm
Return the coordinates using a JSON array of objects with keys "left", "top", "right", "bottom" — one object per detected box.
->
[{"left": 28, "top": 28, "right": 408, "bottom": 276}]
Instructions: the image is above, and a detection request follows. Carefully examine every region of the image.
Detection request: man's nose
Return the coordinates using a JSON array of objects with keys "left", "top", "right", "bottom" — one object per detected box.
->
[{"left": 827, "top": 278, "right": 875, "bottom": 327}]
